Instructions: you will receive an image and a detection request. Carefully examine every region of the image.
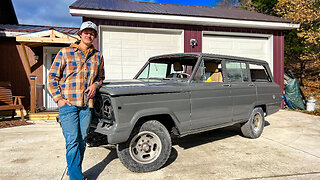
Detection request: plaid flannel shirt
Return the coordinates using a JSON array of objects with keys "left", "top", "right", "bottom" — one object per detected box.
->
[{"left": 47, "top": 43, "right": 105, "bottom": 107}]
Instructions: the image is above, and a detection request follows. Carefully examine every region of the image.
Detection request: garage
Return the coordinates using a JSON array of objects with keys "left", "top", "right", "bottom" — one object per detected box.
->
[
  {"left": 70, "top": 0, "right": 300, "bottom": 98},
  {"left": 100, "top": 26, "right": 183, "bottom": 80},
  {"left": 202, "top": 32, "right": 273, "bottom": 73}
]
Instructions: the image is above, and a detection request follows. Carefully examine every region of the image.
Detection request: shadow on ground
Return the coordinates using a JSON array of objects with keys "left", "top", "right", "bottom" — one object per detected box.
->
[
  {"left": 83, "top": 122, "right": 268, "bottom": 179},
  {"left": 173, "top": 124, "right": 242, "bottom": 149},
  {"left": 84, "top": 147, "right": 118, "bottom": 180},
  {"left": 173, "top": 120, "right": 270, "bottom": 149}
]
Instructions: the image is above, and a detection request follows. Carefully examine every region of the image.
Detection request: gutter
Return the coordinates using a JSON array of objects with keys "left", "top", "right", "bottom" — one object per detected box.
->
[{"left": 70, "top": 8, "right": 300, "bottom": 30}]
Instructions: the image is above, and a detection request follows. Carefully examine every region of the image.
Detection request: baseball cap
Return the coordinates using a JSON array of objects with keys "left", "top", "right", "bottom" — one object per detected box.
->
[{"left": 77, "top": 21, "right": 97, "bottom": 36}]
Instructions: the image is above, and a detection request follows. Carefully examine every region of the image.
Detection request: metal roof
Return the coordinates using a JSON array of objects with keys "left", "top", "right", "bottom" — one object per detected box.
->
[
  {"left": 0, "top": 24, "right": 79, "bottom": 35},
  {"left": 70, "top": 0, "right": 290, "bottom": 23}
]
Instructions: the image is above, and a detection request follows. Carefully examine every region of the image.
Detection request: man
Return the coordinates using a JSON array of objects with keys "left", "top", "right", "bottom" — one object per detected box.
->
[{"left": 48, "top": 21, "right": 105, "bottom": 180}]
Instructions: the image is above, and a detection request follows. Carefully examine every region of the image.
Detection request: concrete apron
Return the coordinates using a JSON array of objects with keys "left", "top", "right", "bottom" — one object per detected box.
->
[{"left": 0, "top": 110, "right": 320, "bottom": 180}]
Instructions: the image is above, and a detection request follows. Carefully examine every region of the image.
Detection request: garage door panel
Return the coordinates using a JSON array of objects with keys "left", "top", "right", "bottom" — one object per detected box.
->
[
  {"left": 144, "top": 49, "right": 173, "bottom": 57},
  {"left": 238, "top": 41, "right": 265, "bottom": 51},
  {"left": 102, "top": 28, "right": 183, "bottom": 79},
  {"left": 203, "top": 34, "right": 272, "bottom": 73},
  {"left": 109, "top": 32, "right": 139, "bottom": 40},
  {"left": 208, "top": 40, "right": 233, "bottom": 50},
  {"left": 144, "top": 33, "right": 175, "bottom": 41},
  {"left": 143, "top": 40, "right": 180, "bottom": 47},
  {"left": 121, "top": 49, "right": 139, "bottom": 57},
  {"left": 109, "top": 48, "right": 122, "bottom": 57},
  {"left": 103, "top": 41, "right": 122, "bottom": 48}
]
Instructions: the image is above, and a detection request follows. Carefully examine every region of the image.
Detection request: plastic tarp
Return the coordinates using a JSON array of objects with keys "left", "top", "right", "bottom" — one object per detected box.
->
[{"left": 284, "top": 77, "right": 306, "bottom": 110}]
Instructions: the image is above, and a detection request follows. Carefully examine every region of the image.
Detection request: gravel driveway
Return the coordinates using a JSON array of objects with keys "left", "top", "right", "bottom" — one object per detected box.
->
[{"left": 1, "top": 110, "right": 320, "bottom": 180}]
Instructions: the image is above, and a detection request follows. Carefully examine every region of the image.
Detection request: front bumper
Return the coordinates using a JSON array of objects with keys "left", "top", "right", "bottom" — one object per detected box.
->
[{"left": 91, "top": 119, "right": 131, "bottom": 145}]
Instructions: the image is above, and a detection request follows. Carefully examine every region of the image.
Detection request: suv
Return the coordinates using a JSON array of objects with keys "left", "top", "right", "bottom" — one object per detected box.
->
[{"left": 90, "top": 53, "right": 281, "bottom": 172}]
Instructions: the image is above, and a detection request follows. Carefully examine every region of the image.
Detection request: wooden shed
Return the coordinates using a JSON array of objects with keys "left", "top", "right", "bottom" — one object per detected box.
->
[{"left": 0, "top": 24, "right": 79, "bottom": 115}]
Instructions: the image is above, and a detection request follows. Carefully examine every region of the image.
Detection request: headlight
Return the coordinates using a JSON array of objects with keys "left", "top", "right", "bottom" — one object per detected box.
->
[
  {"left": 103, "top": 97, "right": 113, "bottom": 120},
  {"left": 94, "top": 94, "right": 115, "bottom": 125}
]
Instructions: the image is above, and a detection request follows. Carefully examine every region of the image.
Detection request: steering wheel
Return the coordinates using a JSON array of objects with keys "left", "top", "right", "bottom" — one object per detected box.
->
[{"left": 178, "top": 73, "right": 190, "bottom": 78}]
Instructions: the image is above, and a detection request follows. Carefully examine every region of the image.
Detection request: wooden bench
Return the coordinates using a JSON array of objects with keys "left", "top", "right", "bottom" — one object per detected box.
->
[{"left": 0, "top": 82, "right": 25, "bottom": 121}]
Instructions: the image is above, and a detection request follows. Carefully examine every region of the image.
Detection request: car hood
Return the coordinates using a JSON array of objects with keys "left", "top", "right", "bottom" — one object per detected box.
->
[{"left": 99, "top": 79, "right": 189, "bottom": 96}]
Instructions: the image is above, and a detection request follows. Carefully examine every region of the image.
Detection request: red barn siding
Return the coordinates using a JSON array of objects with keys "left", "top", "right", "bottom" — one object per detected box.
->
[
  {"left": 184, "top": 30, "right": 202, "bottom": 53},
  {"left": 273, "top": 32, "right": 285, "bottom": 108},
  {"left": 0, "top": 37, "right": 45, "bottom": 110},
  {"left": 0, "top": 37, "right": 30, "bottom": 109}
]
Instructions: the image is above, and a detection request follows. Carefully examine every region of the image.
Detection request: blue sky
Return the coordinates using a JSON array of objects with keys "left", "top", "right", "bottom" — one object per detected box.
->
[{"left": 12, "top": 0, "right": 218, "bottom": 27}]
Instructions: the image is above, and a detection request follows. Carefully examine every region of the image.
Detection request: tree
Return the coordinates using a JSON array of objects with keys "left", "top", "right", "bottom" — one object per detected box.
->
[
  {"left": 274, "top": 0, "right": 320, "bottom": 86},
  {"left": 216, "top": 0, "right": 246, "bottom": 8},
  {"left": 243, "top": 0, "right": 278, "bottom": 15}
]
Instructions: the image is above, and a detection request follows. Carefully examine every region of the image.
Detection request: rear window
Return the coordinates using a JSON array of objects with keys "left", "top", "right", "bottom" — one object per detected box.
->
[{"left": 249, "top": 64, "right": 272, "bottom": 82}]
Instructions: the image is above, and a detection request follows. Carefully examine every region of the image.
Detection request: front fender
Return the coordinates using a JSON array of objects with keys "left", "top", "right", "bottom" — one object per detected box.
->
[
  {"left": 106, "top": 107, "right": 181, "bottom": 144},
  {"left": 130, "top": 107, "right": 181, "bottom": 128}
]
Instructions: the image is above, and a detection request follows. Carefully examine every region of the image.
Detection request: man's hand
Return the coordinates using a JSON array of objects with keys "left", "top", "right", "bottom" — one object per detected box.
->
[
  {"left": 58, "top": 99, "right": 71, "bottom": 107},
  {"left": 85, "top": 84, "right": 97, "bottom": 99}
]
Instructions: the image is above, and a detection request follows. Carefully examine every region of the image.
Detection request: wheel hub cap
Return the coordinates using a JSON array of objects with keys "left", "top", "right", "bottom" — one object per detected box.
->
[
  {"left": 129, "top": 131, "right": 162, "bottom": 164},
  {"left": 142, "top": 143, "right": 151, "bottom": 152},
  {"left": 252, "top": 113, "right": 262, "bottom": 132}
]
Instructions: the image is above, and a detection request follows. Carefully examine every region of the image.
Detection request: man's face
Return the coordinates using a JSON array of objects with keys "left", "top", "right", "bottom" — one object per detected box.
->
[{"left": 80, "top": 29, "right": 96, "bottom": 46}]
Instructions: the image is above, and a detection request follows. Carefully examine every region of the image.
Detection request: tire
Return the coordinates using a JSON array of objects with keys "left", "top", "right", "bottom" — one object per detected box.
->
[
  {"left": 117, "top": 120, "right": 172, "bottom": 172},
  {"left": 241, "top": 107, "right": 265, "bottom": 139}
]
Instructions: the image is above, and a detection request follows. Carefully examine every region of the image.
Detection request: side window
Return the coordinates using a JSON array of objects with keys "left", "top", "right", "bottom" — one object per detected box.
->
[
  {"left": 138, "top": 64, "right": 149, "bottom": 79},
  {"left": 137, "top": 63, "right": 168, "bottom": 79},
  {"left": 249, "top": 64, "right": 272, "bottom": 82},
  {"left": 193, "top": 59, "right": 223, "bottom": 83},
  {"left": 149, "top": 63, "right": 168, "bottom": 78},
  {"left": 225, "top": 61, "right": 248, "bottom": 82}
]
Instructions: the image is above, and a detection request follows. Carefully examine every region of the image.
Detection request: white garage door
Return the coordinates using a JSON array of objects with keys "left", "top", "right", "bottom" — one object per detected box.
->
[
  {"left": 101, "top": 27, "right": 183, "bottom": 80},
  {"left": 203, "top": 33, "right": 273, "bottom": 73}
]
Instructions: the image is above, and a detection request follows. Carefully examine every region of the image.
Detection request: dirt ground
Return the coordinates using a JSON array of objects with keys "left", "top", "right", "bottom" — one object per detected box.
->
[{"left": 0, "top": 117, "right": 32, "bottom": 129}]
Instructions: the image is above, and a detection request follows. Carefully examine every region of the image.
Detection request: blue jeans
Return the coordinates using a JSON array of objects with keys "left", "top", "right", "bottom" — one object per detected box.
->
[{"left": 59, "top": 104, "right": 93, "bottom": 180}]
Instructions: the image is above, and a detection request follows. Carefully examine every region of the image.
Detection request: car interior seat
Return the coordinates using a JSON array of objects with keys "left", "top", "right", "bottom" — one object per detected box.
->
[
  {"left": 173, "top": 62, "right": 183, "bottom": 71},
  {"left": 167, "top": 62, "right": 183, "bottom": 78},
  {"left": 205, "top": 62, "right": 222, "bottom": 82}
]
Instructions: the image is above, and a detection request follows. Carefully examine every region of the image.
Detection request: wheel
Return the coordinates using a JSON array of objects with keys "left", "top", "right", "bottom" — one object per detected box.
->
[
  {"left": 241, "top": 107, "right": 265, "bottom": 139},
  {"left": 117, "top": 120, "right": 172, "bottom": 172}
]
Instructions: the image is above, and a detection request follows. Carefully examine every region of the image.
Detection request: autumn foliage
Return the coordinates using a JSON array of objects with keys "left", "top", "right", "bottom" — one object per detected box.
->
[
  {"left": 245, "top": 0, "right": 320, "bottom": 103},
  {"left": 274, "top": 0, "right": 320, "bottom": 100}
]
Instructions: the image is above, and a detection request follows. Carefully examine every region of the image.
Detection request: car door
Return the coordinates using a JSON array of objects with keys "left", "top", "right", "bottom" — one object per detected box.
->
[
  {"left": 249, "top": 63, "right": 281, "bottom": 114},
  {"left": 189, "top": 58, "right": 233, "bottom": 130},
  {"left": 225, "top": 61, "right": 256, "bottom": 121}
]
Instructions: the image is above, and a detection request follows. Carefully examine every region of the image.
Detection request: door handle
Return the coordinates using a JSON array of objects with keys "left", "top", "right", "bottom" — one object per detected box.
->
[
  {"left": 222, "top": 84, "right": 231, "bottom": 87},
  {"left": 248, "top": 84, "right": 255, "bottom": 87}
]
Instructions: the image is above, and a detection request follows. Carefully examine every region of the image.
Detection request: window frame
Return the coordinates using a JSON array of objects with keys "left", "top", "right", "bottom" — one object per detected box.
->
[
  {"left": 191, "top": 57, "right": 224, "bottom": 83},
  {"left": 248, "top": 63, "right": 273, "bottom": 83},
  {"left": 224, "top": 60, "right": 250, "bottom": 83}
]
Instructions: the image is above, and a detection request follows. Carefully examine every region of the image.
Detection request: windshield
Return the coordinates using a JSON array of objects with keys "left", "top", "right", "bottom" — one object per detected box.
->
[{"left": 136, "top": 56, "right": 198, "bottom": 80}]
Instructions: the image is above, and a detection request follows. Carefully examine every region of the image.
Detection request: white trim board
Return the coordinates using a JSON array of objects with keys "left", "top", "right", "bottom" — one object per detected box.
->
[
  {"left": 70, "top": 8, "right": 300, "bottom": 30},
  {"left": 0, "top": 31, "right": 29, "bottom": 37}
]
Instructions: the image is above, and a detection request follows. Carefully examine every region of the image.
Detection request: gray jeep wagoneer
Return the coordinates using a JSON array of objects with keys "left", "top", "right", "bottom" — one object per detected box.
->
[{"left": 90, "top": 53, "right": 281, "bottom": 172}]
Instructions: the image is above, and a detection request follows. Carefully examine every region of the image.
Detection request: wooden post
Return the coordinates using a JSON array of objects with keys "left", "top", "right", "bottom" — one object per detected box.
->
[
  {"left": 29, "top": 75, "right": 37, "bottom": 113},
  {"left": 21, "top": 43, "right": 32, "bottom": 75}
]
